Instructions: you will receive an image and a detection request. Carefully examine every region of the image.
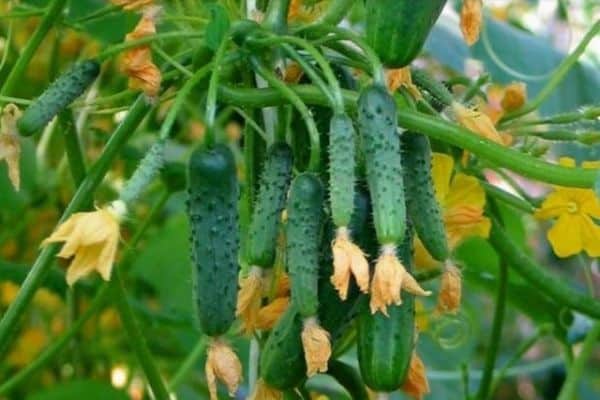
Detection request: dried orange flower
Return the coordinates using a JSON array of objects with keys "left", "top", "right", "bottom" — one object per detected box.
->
[
  {"left": 283, "top": 62, "right": 304, "bottom": 83},
  {"left": 0, "top": 104, "right": 22, "bottom": 190},
  {"left": 288, "top": 0, "right": 326, "bottom": 23},
  {"left": 436, "top": 262, "right": 462, "bottom": 314},
  {"left": 111, "top": 0, "right": 154, "bottom": 11},
  {"left": 386, "top": 67, "right": 421, "bottom": 98},
  {"left": 255, "top": 296, "right": 290, "bottom": 331},
  {"left": 236, "top": 266, "right": 264, "bottom": 334},
  {"left": 301, "top": 317, "right": 331, "bottom": 376},
  {"left": 460, "top": 0, "right": 483, "bottom": 46},
  {"left": 205, "top": 340, "right": 243, "bottom": 400},
  {"left": 249, "top": 379, "right": 283, "bottom": 400},
  {"left": 501, "top": 82, "right": 527, "bottom": 112},
  {"left": 370, "top": 245, "right": 431, "bottom": 316},
  {"left": 401, "top": 351, "right": 430, "bottom": 400},
  {"left": 331, "top": 227, "right": 370, "bottom": 300}
]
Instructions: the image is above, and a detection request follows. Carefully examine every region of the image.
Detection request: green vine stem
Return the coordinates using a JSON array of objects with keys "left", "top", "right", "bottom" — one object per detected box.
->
[
  {"left": 96, "top": 32, "right": 204, "bottom": 62},
  {"left": 204, "top": 35, "right": 231, "bottom": 146},
  {"left": 0, "top": 284, "right": 110, "bottom": 395},
  {"left": 0, "top": 96, "right": 150, "bottom": 359},
  {"left": 503, "top": 105, "right": 600, "bottom": 129},
  {"left": 70, "top": 4, "right": 119, "bottom": 24},
  {"left": 58, "top": 111, "right": 87, "bottom": 186},
  {"left": 217, "top": 85, "right": 599, "bottom": 188},
  {"left": 0, "top": 0, "right": 67, "bottom": 98},
  {"left": 476, "top": 261, "right": 508, "bottom": 400},
  {"left": 262, "top": 0, "right": 291, "bottom": 34},
  {"left": 557, "top": 321, "right": 600, "bottom": 400},
  {"left": 168, "top": 338, "right": 207, "bottom": 390},
  {"left": 315, "top": 0, "right": 354, "bottom": 26},
  {"left": 480, "top": 181, "right": 535, "bottom": 214},
  {"left": 500, "top": 20, "right": 600, "bottom": 123},
  {"left": 250, "top": 58, "right": 321, "bottom": 171},
  {"left": 489, "top": 218, "right": 600, "bottom": 319}
]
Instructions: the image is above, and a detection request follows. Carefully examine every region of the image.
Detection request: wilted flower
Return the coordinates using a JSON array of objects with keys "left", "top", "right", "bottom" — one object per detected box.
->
[
  {"left": 331, "top": 227, "right": 370, "bottom": 300},
  {"left": 452, "top": 102, "right": 504, "bottom": 144},
  {"left": 301, "top": 317, "right": 331, "bottom": 376},
  {"left": 205, "top": 340, "right": 243, "bottom": 400},
  {"left": 255, "top": 296, "right": 290, "bottom": 331},
  {"left": 42, "top": 201, "right": 125, "bottom": 286},
  {"left": 460, "top": 0, "right": 482, "bottom": 46},
  {"left": 436, "top": 262, "right": 462, "bottom": 314},
  {"left": 249, "top": 379, "right": 283, "bottom": 400},
  {"left": 0, "top": 104, "right": 22, "bottom": 190},
  {"left": 386, "top": 67, "right": 421, "bottom": 98},
  {"left": 236, "top": 266, "right": 264, "bottom": 333},
  {"left": 401, "top": 351, "right": 430, "bottom": 400}
]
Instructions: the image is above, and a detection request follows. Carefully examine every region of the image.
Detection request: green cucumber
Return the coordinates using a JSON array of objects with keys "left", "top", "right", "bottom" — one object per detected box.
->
[
  {"left": 286, "top": 173, "right": 325, "bottom": 318},
  {"left": 260, "top": 306, "right": 307, "bottom": 390},
  {"left": 18, "top": 59, "right": 100, "bottom": 136},
  {"left": 402, "top": 133, "right": 449, "bottom": 261},
  {"left": 329, "top": 113, "right": 356, "bottom": 228},
  {"left": 247, "top": 142, "right": 293, "bottom": 268},
  {"left": 357, "top": 229, "right": 415, "bottom": 391},
  {"left": 328, "top": 360, "right": 370, "bottom": 400},
  {"left": 357, "top": 84, "right": 406, "bottom": 245},
  {"left": 187, "top": 144, "right": 239, "bottom": 337},
  {"left": 365, "top": 0, "right": 447, "bottom": 68}
]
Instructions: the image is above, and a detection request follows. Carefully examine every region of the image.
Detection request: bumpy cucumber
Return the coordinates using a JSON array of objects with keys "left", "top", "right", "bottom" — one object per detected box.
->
[
  {"left": 357, "top": 230, "right": 415, "bottom": 391},
  {"left": 329, "top": 113, "right": 356, "bottom": 228},
  {"left": 247, "top": 142, "right": 293, "bottom": 267},
  {"left": 188, "top": 144, "right": 239, "bottom": 337},
  {"left": 18, "top": 59, "right": 100, "bottom": 136},
  {"left": 365, "top": 0, "right": 447, "bottom": 68},
  {"left": 286, "top": 173, "right": 325, "bottom": 318},
  {"left": 260, "top": 306, "right": 307, "bottom": 390},
  {"left": 402, "top": 133, "right": 449, "bottom": 261},
  {"left": 357, "top": 85, "right": 406, "bottom": 245}
]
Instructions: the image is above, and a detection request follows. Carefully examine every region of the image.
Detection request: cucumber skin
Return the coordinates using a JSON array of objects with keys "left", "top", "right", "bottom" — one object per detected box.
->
[
  {"left": 247, "top": 142, "right": 293, "bottom": 267},
  {"left": 286, "top": 173, "right": 325, "bottom": 318},
  {"left": 187, "top": 145, "right": 239, "bottom": 337},
  {"left": 358, "top": 85, "right": 406, "bottom": 245},
  {"left": 329, "top": 113, "right": 356, "bottom": 228},
  {"left": 402, "top": 133, "right": 449, "bottom": 261},
  {"left": 365, "top": 0, "right": 447, "bottom": 68},
  {"left": 357, "top": 229, "right": 415, "bottom": 391},
  {"left": 260, "top": 307, "right": 307, "bottom": 390},
  {"left": 18, "top": 60, "right": 100, "bottom": 136}
]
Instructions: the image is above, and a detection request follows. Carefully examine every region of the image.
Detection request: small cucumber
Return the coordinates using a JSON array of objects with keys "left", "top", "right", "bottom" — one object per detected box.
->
[
  {"left": 328, "top": 113, "right": 356, "bottom": 228},
  {"left": 365, "top": 0, "right": 447, "bottom": 68},
  {"left": 188, "top": 144, "right": 239, "bottom": 337},
  {"left": 260, "top": 306, "right": 307, "bottom": 390},
  {"left": 357, "top": 230, "right": 415, "bottom": 391},
  {"left": 286, "top": 173, "right": 325, "bottom": 318},
  {"left": 328, "top": 360, "right": 370, "bottom": 400},
  {"left": 18, "top": 60, "right": 100, "bottom": 136},
  {"left": 247, "top": 142, "right": 293, "bottom": 268},
  {"left": 357, "top": 85, "right": 406, "bottom": 245},
  {"left": 402, "top": 133, "right": 449, "bottom": 261}
]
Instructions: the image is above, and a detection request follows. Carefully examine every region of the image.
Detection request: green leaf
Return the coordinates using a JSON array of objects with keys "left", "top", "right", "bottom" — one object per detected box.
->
[
  {"left": 26, "top": 380, "right": 128, "bottom": 400},
  {"left": 205, "top": 4, "right": 230, "bottom": 51}
]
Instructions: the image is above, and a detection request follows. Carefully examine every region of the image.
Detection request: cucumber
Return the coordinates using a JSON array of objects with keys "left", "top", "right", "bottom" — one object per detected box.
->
[
  {"left": 365, "top": 0, "right": 447, "bottom": 68},
  {"left": 247, "top": 142, "right": 293, "bottom": 268},
  {"left": 328, "top": 360, "right": 370, "bottom": 400},
  {"left": 328, "top": 113, "right": 356, "bottom": 228},
  {"left": 260, "top": 306, "right": 307, "bottom": 390},
  {"left": 357, "top": 85, "right": 406, "bottom": 245},
  {"left": 18, "top": 59, "right": 100, "bottom": 136},
  {"left": 357, "top": 230, "right": 415, "bottom": 391},
  {"left": 402, "top": 133, "right": 449, "bottom": 261},
  {"left": 188, "top": 144, "right": 239, "bottom": 336},
  {"left": 286, "top": 173, "right": 325, "bottom": 318}
]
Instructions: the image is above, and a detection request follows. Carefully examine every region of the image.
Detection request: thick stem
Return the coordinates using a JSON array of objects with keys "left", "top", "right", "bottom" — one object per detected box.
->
[
  {"left": 59, "top": 111, "right": 87, "bottom": 187},
  {"left": 476, "top": 261, "right": 508, "bottom": 400},
  {"left": 204, "top": 36, "right": 230, "bottom": 145},
  {"left": 262, "top": 0, "right": 291, "bottom": 34},
  {"left": 0, "top": 0, "right": 67, "bottom": 97},
  {"left": 0, "top": 97, "right": 150, "bottom": 360}
]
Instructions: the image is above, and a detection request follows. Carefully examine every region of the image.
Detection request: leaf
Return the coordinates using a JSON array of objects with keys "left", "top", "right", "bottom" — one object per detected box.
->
[
  {"left": 205, "top": 4, "right": 231, "bottom": 51},
  {"left": 26, "top": 380, "right": 129, "bottom": 400}
]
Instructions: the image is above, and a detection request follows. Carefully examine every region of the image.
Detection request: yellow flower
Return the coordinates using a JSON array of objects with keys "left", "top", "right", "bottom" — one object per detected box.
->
[
  {"left": 460, "top": 0, "right": 482, "bottom": 46},
  {"left": 111, "top": 0, "right": 154, "bottom": 11},
  {"left": 205, "top": 340, "right": 243, "bottom": 400},
  {"left": 301, "top": 317, "right": 331, "bottom": 376},
  {"left": 534, "top": 158, "right": 600, "bottom": 258},
  {"left": 42, "top": 201, "right": 124, "bottom": 286},
  {"left": 386, "top": 67, "right": 421, "bottom": 99},
  {"left": 255, "top": 296, "right": 290, "bottom": 331},
  {"left": 415, "top": 153, "right": 490, "bottom": 268},
  {"left": 401, "top": 351, "right": 430, "bottom": 400},
  {"left": 479, "top": 83, "right": 527, "bottom": 125},
  {"left": 0, "top": 104, "right": 22, "bottom": 190},
  {"left": 331, "top": 227, "right": 370, "bottom": 300},
  {"left": 452, "top": 102, "right": 504, "bottom": 145}
]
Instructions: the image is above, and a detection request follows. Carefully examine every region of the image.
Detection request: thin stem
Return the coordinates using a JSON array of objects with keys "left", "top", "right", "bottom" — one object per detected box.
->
[
  {"left": 481, "top": 181, "right": 535, "bottom": 214},
  {"left": 168, "top": 338, "right": 207, "bottom": 390},
  {"left": 151, "top": 44, "right": 194, "bottom": 78},
  {"left": 232, "top": 107, "right": 269, "bottom": 142},
  {"left": 262, "top": 0, "right": 291, "bottom": 34},
  {"left": 204, "top": 36, "right": 230, "bottom": 145},
  {"left": 557, "top": 321, "right": 600, "bottom": 400},
  {"left": 501, "top": 20, "right": 600, "bottom": 123},
  {"left": 250, "top": 58, "right": 321, "bottom": 171},
  {"left": 112, "top": 269, "right": 170, "bottom": 400},
  {"left": 0, "top": 9, "right": 45, "bottom": 19},
  {"left": 70, "top": 4, "right": 119, "bottom": 24},
  {"left": 59, "top": 111, "right": 87, "bottom": 187},
  {"left": 476, "top": 261, "right": 508, "bottom": 400},
  {"left": 0, "top": 97, "right": 150, "bottom": 360},
  {"left": 0, "top": 0, "right": 67, "bottom": 97},
  {"left": 502, "top": 105, "right": 600, "bottom": 129},
  {"left": 315, "top": 0, "right": 354, "bottom": 26},
  {"left": 578, "top": 255, "right": 596, "bottom": 297},
  {"left": 96, "top": 32, "right": 203, "bottom": 62},
  {"left": 248, "top": 338, "right": 260, "bottom": 394}
]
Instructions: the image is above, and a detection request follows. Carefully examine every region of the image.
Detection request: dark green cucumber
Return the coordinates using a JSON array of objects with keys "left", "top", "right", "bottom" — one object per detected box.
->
[
  {"left": 328, "top": 360, "right": 370, "bottom": 400},
  {"left": 18, "top": 59, "right": 100, "bottom": 136},
  {"left": 365, "top": 0, "right": 447, "bottom": 68},
  {"left": 357, "top": 230, "right": 415, "bottom": 391},
  {"left": 329, "top": 113, "right": 356, "bottom": 228},
  {"left": 402, "top": 133, "right": 449, "bottom": 261},
  {"left": 247, "top": 142, "right": 293, "bottom": 268},
  {"left": 260, "top": 306, "right": 307, "bottom": 390},
  {"left": 357, "top": 85, "right": 406, "bottom": 245},
  {"left": 187, "top": 144, "right": 239, "bottom": 337},
  {"left": 286, "top": 173, "right": 325, "bottom": 318}
]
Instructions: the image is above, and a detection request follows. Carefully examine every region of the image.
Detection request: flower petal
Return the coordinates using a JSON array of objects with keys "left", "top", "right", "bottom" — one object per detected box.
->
[
  {"left": 446, "top": 173, "right": 486, "bottom": 210},
  {"left": 534, "top": 189, "right": 571, "bottom": 220},
  {"left": 547, "top": 214, "right": 582, "bottom": 258},
  {"left": 431, "top": 153, "right": 454, "bottom": 205},
  {"left": 65, "top": 244, "right": 104, "bottom": 286},
  {"left": 301, "top": 318, "right": 331, "bottom": 377},
  {"left": 580, "top": 215, "right": 600, "bottom": 257}
]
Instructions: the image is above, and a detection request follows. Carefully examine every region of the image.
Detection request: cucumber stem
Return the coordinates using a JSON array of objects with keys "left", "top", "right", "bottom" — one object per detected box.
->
[
  {"left": 205, "top": 34, "right": 231, "bottom": 146},
  {"left": 315, "top": 0, "right": 354, "bottom": 26}
]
